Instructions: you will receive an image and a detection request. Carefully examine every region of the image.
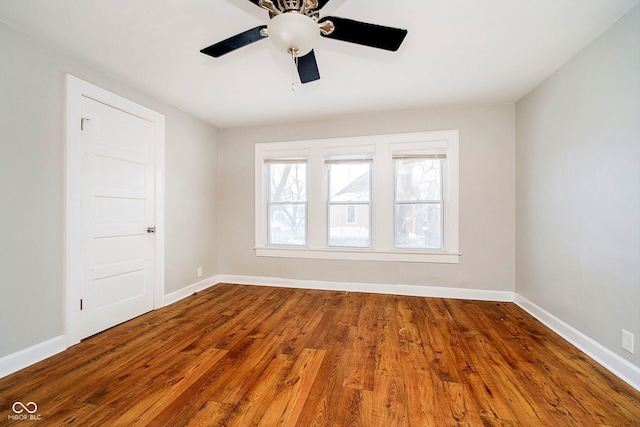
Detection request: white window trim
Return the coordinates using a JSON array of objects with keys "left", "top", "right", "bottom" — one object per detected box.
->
[{"left": 255, "top": 130, "right": 460, "bottom": 264}]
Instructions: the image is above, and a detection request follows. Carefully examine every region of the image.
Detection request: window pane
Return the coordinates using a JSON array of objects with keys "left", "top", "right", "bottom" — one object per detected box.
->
[
  {"left": 329, "top": 163, "right": 370, "bottom": 202},
  {"left": 269, "top": 163, "right": 306, "bottom": 202},
  {"left": 329, "top": 204, "right": 370, "bottom": 248},
  {"left": 269, "top": 204, "right": 306, "bottom": 245},
  {"left": 395, "top": 203, "right": 442, "bottom": 249},
  {"left": 395, "top": 159, "right": 442, "bottom": 201}
]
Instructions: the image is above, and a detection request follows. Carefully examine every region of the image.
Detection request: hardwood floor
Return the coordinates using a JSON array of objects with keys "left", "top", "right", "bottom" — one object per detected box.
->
[{"left": 1, "top": 284, "right": 639, "bottom": 426}]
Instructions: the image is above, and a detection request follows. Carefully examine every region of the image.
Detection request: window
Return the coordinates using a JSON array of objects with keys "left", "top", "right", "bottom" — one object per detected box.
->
[
  {"left": 394, "top": 155, "right": 444, "bottom": 250},
  {"left": 266, "top": 159, "right": 307, "bottom": 246},
  {"left": 327, "top": 157, "right": 372, "bottom": 248},
  {"left": 255, "top": 131, "right": 459, "bottom": 263}
]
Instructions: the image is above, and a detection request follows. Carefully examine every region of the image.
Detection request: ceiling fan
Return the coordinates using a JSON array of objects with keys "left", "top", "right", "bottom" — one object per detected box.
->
[{"left": 200, "top": 0, "right": 408, "bottom": 84}]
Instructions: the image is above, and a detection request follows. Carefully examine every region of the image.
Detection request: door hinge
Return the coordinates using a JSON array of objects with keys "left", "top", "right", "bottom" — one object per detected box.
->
[
  {"left": 80, "top": 117, "right": 90, "bottom": 130},
  {"left": 80, "top": 299, "right": 83, "bottom": 310}
]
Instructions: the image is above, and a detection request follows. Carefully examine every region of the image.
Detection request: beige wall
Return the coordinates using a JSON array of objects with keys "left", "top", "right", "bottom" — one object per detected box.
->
[
  {"left": 515, "top": 6, "right": 640, "bottom": 367},
  {"left": 164, "top": 112, "right": 219, "bottom": 294},
  {"left": 0, "top": 22, "right": 219, "bottom": 358},
  {"left": 219, "top": 105, "right": 516, "bottom": 291}
]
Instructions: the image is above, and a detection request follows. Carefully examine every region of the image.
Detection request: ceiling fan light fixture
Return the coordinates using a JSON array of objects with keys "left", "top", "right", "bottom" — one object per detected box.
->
[
  {"left": 267, "top": 11, "right": 319, "bottom": 57},
  {"left": 201, "top": 0, "right": 409, "bottom": 86}
]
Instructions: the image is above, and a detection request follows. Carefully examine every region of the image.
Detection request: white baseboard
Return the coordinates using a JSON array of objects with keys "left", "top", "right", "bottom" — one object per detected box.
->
[
  {"left": 0, "top": 335, "right": 67, "bottom": 379},
  {"left": 514, "top": 294, "right": 640, "bottom": 392},
  {"left": 216, "top": 274, "right": 515, "bottom": 302},
  {"left": 164, "top": 275, "right": 221, "bottom": 306}
]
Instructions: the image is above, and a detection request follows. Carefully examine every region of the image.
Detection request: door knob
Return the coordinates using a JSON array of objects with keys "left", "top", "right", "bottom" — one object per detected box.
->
[{"left": 147, "top": 227, "right": 156, "bottom": 233}]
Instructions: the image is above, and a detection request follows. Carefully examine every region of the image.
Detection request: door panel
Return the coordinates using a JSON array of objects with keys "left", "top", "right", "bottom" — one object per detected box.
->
[
  {"left": 93, "top": 235, "right": 146, "bottom": 265},
  {"left": 81, "top": 96, "right": 155, "bottom": 338},
  {"left": 93, "top": 270, "right": 146, "bottom": 309},
  {"left": 94, "top": 156, "right": 146, "bottom": 189}
]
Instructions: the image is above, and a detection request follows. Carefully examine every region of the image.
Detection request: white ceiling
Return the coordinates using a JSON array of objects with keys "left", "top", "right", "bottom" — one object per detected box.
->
[{"left": 1, "top": 0, "right": 638, "bottom": 128}]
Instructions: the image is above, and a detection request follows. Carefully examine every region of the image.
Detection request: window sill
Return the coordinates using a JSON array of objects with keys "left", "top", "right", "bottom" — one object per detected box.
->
[{"left": 254, "top": 247, "right": 461, "bottom": 264}]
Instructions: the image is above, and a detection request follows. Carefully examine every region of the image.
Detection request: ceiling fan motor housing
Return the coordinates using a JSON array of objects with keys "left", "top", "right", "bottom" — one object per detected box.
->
[
  {"left": 265, "top": 0, "right": 320, "bottom": 18},
  {"left": 281, "top": 0, "right": 302, "bottom": 12}
]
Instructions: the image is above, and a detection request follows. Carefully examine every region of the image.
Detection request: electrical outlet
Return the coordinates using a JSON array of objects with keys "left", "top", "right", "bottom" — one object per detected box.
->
[
  {"left": 197, "top": 267, "right": 202, "bottom": 278},
  {"left": 622, "top": 330, "right": 634, "bottom": 354}
]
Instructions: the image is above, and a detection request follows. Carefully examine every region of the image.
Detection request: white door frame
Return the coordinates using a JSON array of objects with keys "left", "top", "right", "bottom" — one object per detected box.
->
[{"left": 65, "top": 75, "right": 165, "bottom": 346}]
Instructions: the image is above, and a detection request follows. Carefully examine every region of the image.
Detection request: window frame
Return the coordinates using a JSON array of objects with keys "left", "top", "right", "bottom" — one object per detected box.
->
[{"left": 254, "top": 131, "right": 460, "bottom": 263}]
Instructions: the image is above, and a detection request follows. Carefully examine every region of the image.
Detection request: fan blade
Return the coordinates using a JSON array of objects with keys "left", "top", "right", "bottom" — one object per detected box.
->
[
  {"left": 297, "top": 50, "right": 320, "bottom": 83},
  {"left": 319, "top": 17, "right": 407, "bottom": 51},
  {"left": 200, "top": 26, "right": 267, "bottom": 58},
  {"left": 246, "top": 0, "right": 261, "bottom": 6}
]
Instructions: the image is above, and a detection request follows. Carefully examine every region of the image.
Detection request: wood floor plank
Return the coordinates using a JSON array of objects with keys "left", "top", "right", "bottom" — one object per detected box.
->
[
  {"left": 514, "top": 370, "right": 586, "bottom": 426},
  {"left": 465, "top": 372, "right": 519, "bottom": 423},
  {"left": 413, "top": 311, "right": 464, "bottom": 383},
  {"left": 374, "top": 294, "right": 404, "bottom": 378},
  {"left": 335, "top": 387, "right": 373, "bottom": 427},
  {"left": 184, "top": 400, "right": 234, "bottom": 427},
  {"left": 295, "top": 348, "right": 346, "bottom": 427},
  {"left": 223, "top": 353, "right": 295, "bottom": 426},
  {"left": 342, "top": 295, "right": 378, "bottom": 391},
  {"left": 371, "top": 374, "right": 409, "bottom": 427},
  {"left": 277, "top": 291, "right": 329, "bottom": 356},
  {"left": 398, "top": 349, "right": 448, "bottom": 426},
  {"left": 257, "top": 348, "right": 326, "bottom": 427},
  {"left": 1, "top": 284, "right": 638, "bottom": 426},
  {"left": 440, "top": 380, "right": 486, "bottom": 426},
  {"left": 295, "top": 293, "right": 358, "bottom": 426},
  {"left": 115, "top": 348, "right": 229, "bottom": 426},
  {"left": 301, "top": 291, "right": 346, "bottom": 351},
  {"left": 464, "top": 333, "right": 566, "bottom": 426}
]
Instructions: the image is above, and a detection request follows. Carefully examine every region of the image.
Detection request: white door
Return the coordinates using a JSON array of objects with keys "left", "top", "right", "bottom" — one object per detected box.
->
[{"left": 79, "top": 96, "right": 156, "bottom": 338}]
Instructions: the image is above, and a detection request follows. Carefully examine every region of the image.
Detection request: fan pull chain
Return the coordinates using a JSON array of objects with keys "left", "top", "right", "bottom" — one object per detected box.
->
[{"left": 291, "top": 48, "right": 297, "bottom": 92}]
